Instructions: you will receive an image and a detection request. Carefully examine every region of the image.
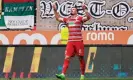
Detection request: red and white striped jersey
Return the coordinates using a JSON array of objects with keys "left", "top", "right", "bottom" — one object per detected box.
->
[{"left": 63, "top": 16, "right": 83, "bottom": 41}]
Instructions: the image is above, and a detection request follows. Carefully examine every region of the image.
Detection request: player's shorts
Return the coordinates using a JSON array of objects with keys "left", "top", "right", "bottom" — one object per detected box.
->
[{"left": 65, "top": 41, "right": 84, "bottom": 57}]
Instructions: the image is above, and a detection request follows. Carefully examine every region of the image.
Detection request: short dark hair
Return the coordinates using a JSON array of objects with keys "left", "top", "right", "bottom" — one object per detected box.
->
[{"left": 72, "top": 5, "right": 78, "bottom": 9}]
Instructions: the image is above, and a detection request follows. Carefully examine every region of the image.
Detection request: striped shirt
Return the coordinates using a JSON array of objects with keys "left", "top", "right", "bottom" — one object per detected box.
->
[{"left": 63, "top": 16, "right": 83, "bottom": 41}]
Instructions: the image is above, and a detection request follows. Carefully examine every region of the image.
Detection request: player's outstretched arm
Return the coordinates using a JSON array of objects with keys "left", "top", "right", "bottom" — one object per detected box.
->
[
  {"left": 82, "top": 4, "right": 91, "bottom": 22},
  {"left": 53, "top": 3, "right": 63, "bottom": 22}
]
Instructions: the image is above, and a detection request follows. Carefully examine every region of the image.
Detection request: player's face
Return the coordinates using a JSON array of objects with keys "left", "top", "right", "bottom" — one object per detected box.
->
[{"left": 71, "top": 8, "right": 77, "bottom": 15}]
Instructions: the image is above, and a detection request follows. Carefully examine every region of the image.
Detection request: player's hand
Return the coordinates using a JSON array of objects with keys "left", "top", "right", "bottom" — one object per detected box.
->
[
  {"left": 52, "top": 2, "right": 57, "bottom": 11},
  {"left": 82, "top": 4, "right": 87, "bottom": 11}
]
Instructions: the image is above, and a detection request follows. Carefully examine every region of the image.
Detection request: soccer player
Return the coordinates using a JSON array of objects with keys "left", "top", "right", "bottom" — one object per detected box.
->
[{"left": 53, "top": 3, "right": 91, "bottom": 80}]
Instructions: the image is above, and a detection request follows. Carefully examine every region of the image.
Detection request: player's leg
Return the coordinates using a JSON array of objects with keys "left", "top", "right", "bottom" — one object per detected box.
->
[
  {"left": 75, "top": 41, "right": 85, "bottom": 80},
  {"left": 56, "top": 56, "right": 71, "bottom": 80},
  {"left": 78, "top": 56, "right": 85, "bottom": 80},
  {"left": 62, "top": 42, "right": 75, "bottom": 74},
  {"left": 56, "top": 42, "right": 74, "bottom": 80}
]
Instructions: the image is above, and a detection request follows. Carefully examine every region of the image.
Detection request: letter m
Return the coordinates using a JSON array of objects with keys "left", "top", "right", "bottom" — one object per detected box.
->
[{"left": 13, "top": 33, "right": 47, "bottom": 45}]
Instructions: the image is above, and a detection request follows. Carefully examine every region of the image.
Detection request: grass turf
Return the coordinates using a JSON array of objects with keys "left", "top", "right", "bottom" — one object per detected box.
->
[{"left": 1, "top": 78, "right": 133, "bottom": 80}]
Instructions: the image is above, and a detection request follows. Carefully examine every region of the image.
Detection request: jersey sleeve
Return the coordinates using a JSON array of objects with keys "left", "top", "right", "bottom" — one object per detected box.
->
[{"left": 63, "top": 18, "right": 68, "bottom": 23}]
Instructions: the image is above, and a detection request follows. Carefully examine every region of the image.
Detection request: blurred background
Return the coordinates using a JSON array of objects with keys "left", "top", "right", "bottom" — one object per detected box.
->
[{"left": 0, "top": 0, "right": 133, "bottom": 80}]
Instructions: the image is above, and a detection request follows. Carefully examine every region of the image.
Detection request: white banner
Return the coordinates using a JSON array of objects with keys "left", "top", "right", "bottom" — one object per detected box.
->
[
  {"left": 4, "top": 16, "right": 34, "bottom": 29},
  {"left": 36, "top": 0, "right": 133, "bottom": 30}
]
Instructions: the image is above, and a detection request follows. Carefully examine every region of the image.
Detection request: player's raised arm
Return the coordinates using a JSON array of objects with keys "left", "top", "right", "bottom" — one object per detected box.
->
[
  {"left": 82, "top": 4, "right": 91, "bottom": 22},
  {"left": 52, "top": 3, "right": 64, "bottom": 22}
]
